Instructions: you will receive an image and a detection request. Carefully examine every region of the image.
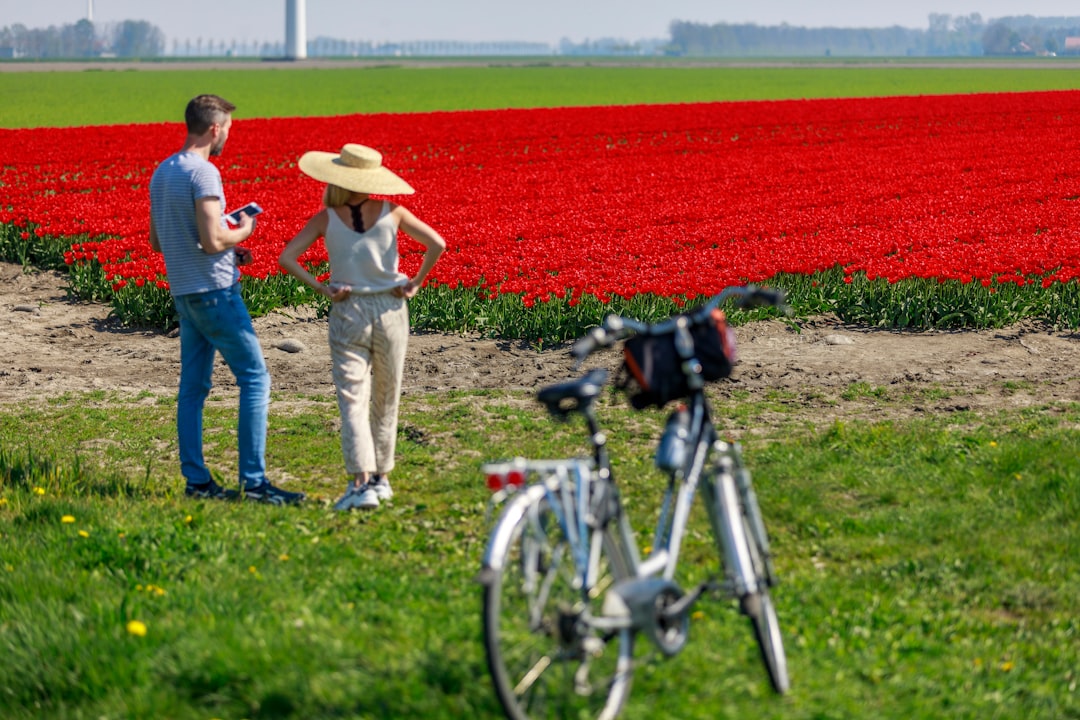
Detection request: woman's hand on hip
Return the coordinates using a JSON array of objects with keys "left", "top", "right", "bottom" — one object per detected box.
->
[
  {"left": 394, "top": 280, "right": 420, "bottom": 299},
  {"left": 326, "top": 283, "right": 352, "bottom": 302}
]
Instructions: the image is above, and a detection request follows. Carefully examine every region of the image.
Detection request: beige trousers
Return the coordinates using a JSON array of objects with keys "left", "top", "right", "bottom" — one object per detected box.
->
[{"left": 328, "top": 292, "right": 409, "bottom": 476}]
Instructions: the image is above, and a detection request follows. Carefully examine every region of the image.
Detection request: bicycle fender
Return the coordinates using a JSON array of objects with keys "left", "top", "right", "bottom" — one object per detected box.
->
[{"left": 479, "top": 483, "right": 549, "bottom": 576}]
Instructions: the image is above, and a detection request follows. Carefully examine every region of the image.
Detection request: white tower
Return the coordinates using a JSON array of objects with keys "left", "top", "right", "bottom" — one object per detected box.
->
[
  {"left": 87, "top": 0, "right": 93, "bottom": 22},
  {"left": 285, "top": 0, "right": 307, "bottom": 59}
]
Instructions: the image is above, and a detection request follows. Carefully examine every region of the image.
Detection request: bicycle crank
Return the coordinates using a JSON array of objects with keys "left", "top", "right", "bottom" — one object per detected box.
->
[{"left": 601, "top": 577, "right": 689, "bottom": 656}]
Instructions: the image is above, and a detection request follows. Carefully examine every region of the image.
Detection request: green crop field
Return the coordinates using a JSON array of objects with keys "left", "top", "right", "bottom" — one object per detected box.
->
[
  {"left": 1, "top": 61, "right": 1078, "bottom": 720},
  {"left": 2, "top": 59, "right": 1080, "bottom": 127}
]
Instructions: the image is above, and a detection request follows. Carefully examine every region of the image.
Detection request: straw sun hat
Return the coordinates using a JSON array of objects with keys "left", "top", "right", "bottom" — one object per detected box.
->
[{"left": 298, "top": 144, "right": 415, "bottom": 195}]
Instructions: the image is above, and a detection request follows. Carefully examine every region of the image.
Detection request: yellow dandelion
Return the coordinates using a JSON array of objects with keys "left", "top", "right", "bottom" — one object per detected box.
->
[
  {"left": 1001, "top": 661, "right": 1015, "bottom": 672},
  {"left": 1014, "top": 473, "right": 1022, "bottom": 481},
  {"left": 249, "top": 566, "right": 257, "bottom": 574},
  {"left": 691, "top": 610, "right": 706, "bottom": 621},
  {"left": 989, "top": 441, "right": 998, "bottom": 447},
  {"left": 0, "top": 498, "right": 8, "bottom": 507},
  {"left": 184, "top": 515, "right": 193, "bottom": 524},
  {"left": 126, "top": 620, "right": 147, "bottom": 637},
  {"left": 278, "top": 554, "right": 290, "bottom": 562},
  {"left": 33, "top": 487, "right": 45, "bottom": 496},
  {"left": 61, "top": 515, "right": 75, "bottom": 524},
  {"left": 78, "top": 530, "right": 89, "bottom": 538}
]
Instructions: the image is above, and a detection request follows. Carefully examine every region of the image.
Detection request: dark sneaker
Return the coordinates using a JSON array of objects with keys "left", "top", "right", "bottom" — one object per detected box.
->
[
  {"left": 185, "top": 479, "right": 237, "bottom": 500},
  {"left": 242, "top": 481, "right": 305, "bottom": 506}
]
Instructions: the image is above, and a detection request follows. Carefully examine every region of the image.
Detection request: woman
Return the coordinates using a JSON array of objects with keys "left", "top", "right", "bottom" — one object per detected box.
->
[{"left": 279, "top": 144, "right": 445, "bottom": 510}]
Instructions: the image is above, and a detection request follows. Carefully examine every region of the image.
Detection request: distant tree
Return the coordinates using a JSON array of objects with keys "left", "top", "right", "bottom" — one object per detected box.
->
[
  {"left": 108, "top": 20, "right": 164, "bottom": 57},
  {"left": 1, "top": 18, "right": 164, "bottom": 58},
  {"left": 953, "top": 13, "right": 985, "bottom": 34},
  {"left": 69, "top": 19, "right": 96, "bottom": 57},
  {"left": 982, "top": 23, "right": 1016, "bottom": 54},
  {"left": 0, "top": 23, "right": 20, "bottom": 52},
  {"left": 667, "top": 20, "right": 927, "bottom": 57}
]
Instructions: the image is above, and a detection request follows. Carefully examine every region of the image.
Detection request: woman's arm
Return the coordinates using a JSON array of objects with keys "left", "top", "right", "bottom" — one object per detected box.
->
[
  {"left": 394, "top": 205, "right": 447, "bottom": 299},
  {"left": 278, "top": 210, "right": 350, "bottom": 301}
]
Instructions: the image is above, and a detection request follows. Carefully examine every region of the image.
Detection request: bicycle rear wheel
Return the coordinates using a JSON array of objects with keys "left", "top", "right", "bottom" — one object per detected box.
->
[{"left": 481, "top": 490, "right": 635, "bottom": 720}]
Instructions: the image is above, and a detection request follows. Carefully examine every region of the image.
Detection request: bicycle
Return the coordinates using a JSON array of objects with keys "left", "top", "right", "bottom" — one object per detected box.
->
[{"left": 477, "top": 285, "right": 790, "bottom": 720}]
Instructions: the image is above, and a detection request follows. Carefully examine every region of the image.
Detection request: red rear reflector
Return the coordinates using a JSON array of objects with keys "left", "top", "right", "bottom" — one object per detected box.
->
[{"left": 486, "top": 469, "right": 526, "bottom": 491}]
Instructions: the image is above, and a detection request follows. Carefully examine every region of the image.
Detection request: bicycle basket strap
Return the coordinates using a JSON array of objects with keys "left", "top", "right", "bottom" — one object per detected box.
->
[{"left": 621, "top": 308, "right": 736, "bottom": 409}]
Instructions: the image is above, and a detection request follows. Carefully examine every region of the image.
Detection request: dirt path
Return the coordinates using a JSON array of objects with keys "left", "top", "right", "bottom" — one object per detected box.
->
[{"left": 3, "top": 262, "right": 1079, "bottom": 424}]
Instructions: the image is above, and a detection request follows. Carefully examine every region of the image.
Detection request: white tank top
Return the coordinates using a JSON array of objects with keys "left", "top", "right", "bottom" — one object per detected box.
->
[{"left": 324, "top": 201, "right": 408, "bottom": 294}]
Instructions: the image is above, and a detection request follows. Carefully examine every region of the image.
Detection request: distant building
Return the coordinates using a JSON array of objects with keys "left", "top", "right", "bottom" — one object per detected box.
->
[{"left": 1064, "top": 37, "right": 1080, "bottom": 54}]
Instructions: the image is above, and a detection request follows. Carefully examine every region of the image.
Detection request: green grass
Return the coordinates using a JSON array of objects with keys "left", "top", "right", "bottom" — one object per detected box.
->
[
  {"left": 1, "top": 389, "right": 1077, "bottom": 718},
  {"left": 3, "top": 62, "right": 1080, "bottom": 128}
]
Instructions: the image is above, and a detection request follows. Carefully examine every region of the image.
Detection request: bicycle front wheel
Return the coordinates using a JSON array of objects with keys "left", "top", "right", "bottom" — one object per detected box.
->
[
  {"left": 705, "top": 471, "right": 790, "bottom": 694},
  {"left": 481, "top": 489, "right": 635, "bottom": 720},
  {"left": 737, "top": 490, "right": 790, "bottom": 694},
  {"left": 741, "top": 589, "right": 789, "bottom": 694}
]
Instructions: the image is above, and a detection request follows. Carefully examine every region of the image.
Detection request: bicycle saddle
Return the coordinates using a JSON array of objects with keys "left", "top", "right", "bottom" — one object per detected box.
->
[{"left": 537, "top": 368, "right": 609, "bottom": 417}]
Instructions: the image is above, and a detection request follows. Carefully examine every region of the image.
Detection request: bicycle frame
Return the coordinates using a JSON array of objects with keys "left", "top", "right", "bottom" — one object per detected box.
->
[{"left": 482, "top": 384, "right": 756, "bottom": 619}]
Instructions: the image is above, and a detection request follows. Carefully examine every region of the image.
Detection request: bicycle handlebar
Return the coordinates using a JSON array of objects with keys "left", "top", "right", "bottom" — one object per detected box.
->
[{"left": 570, "top": 284, "right": 789, "bottom": 361}]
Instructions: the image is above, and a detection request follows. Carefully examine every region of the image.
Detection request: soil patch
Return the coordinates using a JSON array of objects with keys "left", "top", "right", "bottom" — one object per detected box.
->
[{"left": 3, "top": 263, "right": 1079, "bottom": 425}]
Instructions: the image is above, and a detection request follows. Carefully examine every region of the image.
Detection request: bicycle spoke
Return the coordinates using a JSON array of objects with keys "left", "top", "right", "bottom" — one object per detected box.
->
[{"left": 514, "top": 654, "right": 552, "bottom": 696}]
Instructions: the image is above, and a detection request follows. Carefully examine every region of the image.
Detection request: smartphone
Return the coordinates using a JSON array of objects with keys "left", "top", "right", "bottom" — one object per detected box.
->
[{"left": 226, "top": 202, "right": 263, "bottom": 225}]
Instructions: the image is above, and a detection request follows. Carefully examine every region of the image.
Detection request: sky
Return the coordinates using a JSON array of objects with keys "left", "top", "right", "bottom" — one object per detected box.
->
[{"left": 1, "top": 1, "right": 1078, "bottom": 45}]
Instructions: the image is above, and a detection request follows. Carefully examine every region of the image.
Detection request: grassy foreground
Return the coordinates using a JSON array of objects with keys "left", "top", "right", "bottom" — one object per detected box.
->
[{"left": 1, "top": 387, "right": 1077, "bottom": 719}]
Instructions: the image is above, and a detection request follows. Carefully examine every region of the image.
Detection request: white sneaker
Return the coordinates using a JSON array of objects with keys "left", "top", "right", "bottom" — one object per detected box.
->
[
  {"left": 356, "top": 485, "right": 379, "bottom": 509},
  {"left": 370, "top": 475, "right": 393, "bottom": 501},
  {"left": 334, "top": 482, "right": 379, "bottom": 511}
]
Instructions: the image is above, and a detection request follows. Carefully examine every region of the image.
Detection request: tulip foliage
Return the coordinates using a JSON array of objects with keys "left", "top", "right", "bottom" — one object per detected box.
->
[{"left": 2, "top": 90, "right": 1080, "bottom": 336}]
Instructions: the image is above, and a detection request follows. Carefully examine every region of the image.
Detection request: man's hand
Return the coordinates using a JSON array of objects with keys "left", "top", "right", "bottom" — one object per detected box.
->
[
  {"left": 237, "top": 211, "right": 256, "bottom": 238},
  {"left": 235, "top": 246, "right": 253, "bottom": 266}
]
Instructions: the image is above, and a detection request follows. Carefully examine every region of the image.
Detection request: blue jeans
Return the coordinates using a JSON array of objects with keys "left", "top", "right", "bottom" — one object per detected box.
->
[{"left": 173, "top": 283, "right": 269, "bottom": 489}]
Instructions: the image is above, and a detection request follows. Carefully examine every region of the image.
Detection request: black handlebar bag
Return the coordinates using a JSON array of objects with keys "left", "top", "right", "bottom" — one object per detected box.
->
[{"left": 621, "top": 308, "right": 737, "bottom": 409}]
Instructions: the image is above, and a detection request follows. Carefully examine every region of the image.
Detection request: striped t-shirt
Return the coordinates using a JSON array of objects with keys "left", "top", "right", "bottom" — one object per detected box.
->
[{"left": 149, "top": 151, "right": 238, "bottom": 297}]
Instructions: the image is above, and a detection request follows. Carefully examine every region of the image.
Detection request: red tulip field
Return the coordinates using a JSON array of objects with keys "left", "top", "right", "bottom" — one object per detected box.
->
[{"left": 3, "top": 89, "right": 1079, "bottom": 337}]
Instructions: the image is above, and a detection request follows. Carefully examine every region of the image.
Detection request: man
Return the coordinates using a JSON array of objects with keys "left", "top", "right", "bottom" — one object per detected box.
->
[{"left": 148, "top": 94, "right": 304, "bottom": 505}]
